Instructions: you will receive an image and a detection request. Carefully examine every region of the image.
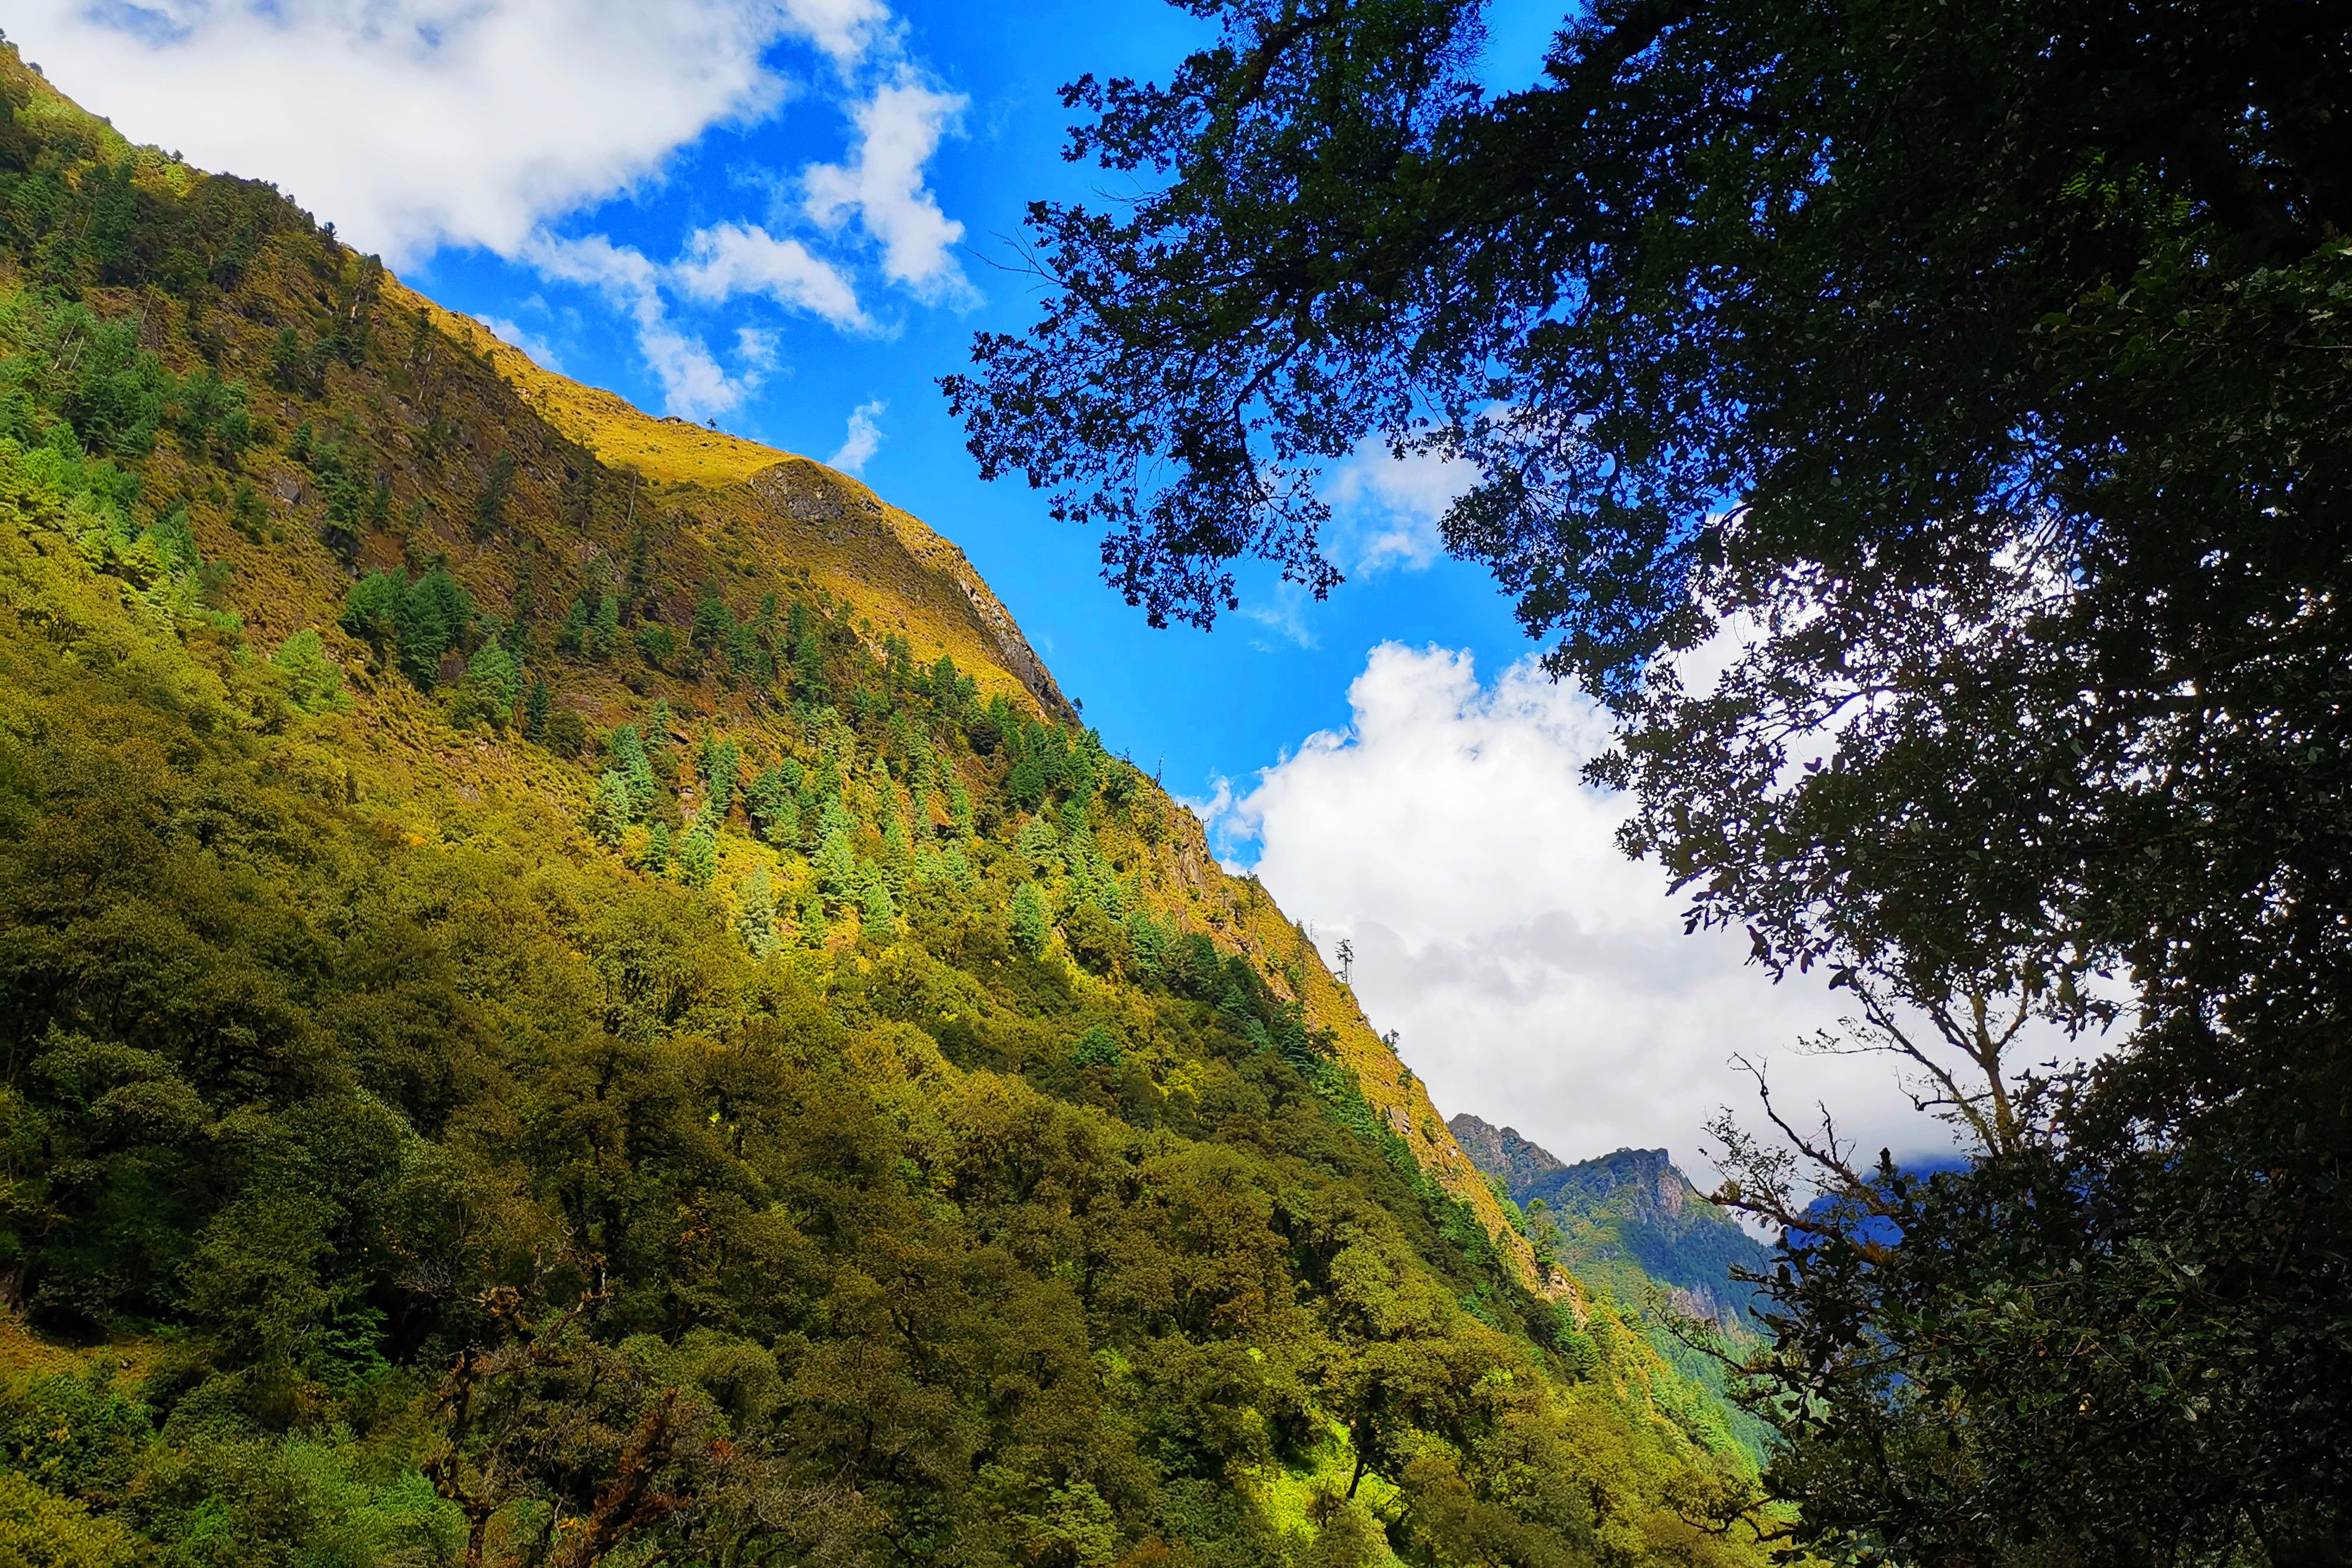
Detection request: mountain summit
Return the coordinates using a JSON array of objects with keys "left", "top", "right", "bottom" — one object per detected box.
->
[
  {"left": 0, "top": 42, "right": 1772, "bottom": 1567},
  {"left": 1448, "top": 1117, "right": 1769, "bottom": 1337}
]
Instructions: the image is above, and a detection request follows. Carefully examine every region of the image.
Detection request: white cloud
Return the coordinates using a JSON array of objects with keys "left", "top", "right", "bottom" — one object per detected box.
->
[
  {"left": 473, "top": 314, "right": 562, "bottom": 372},
  {"left": 781, "top": 0, "right": 894, "bottom": 67},
  {"left": 528, "top": 233, "right": 755, "bottom": 419},
  {"left": 14, "top": 0, "right": 981, "bottom": 423},
  {"left": 5, "top": 0, "right": 838, "bottom": 265},
  {"left": 675, "top": 222, "right": 867, "bottom": 328},
  {"left": 827, "top": 398, "right": 886, "bottom": 473},
  {"left": 1238, "top": 579, "right": 1321, "bottom": 650},
  {"left": 804, "top": 70, "right": 971, "bottom": 296},
  {"left": 1221, "top": 643, "right": 1985, "bottom": 1186},
  {"left": 735, "top": 326, "right": 781, "bottom": 371},
  {"left": 1323, "top": 436, "right": 1481, "bottom": 574}
]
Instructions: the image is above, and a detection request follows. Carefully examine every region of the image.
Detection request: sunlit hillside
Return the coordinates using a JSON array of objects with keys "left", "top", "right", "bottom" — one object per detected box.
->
[{"left": 0, "top": 43, "right": 1773, "bottom": 1567}]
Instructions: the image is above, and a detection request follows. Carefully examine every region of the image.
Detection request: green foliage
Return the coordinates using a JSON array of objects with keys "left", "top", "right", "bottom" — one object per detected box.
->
[
  {"left": 960, "top": 4, "right": 2352, "bottom": 1560},
  {"left": 634, "top": 620, "right": 676, "bottom": 668},
  {"left": 639, "top": 819, "right": 673, "bottom": 877},
  {"left": 1069, "top": 1025, "right": 1122, "bottom": 1069},
  {"left": 1009, "top": 880, "right": 1050, "bottom": 958},
  {"left": 736, "top": 864, "right": 780, "bottom": 958},
  {"left": 339, "top": 562, "right": 472, "bottom": 687},
  {"left": 748, "top": 764, "right": 800, "bottom": 847},
  {"left": 0, "top": 1471, "right": 136, "bottom": 1567},
  {"left": 593, "top": 771, "right": 633, "bottom": 846},
  {"left": 453, "top": 635, "right": 520, "bottom": 729},
  {"left": 0, "top": 59, "right": 1769, "bottom": 1568},
  {"left": 269, "top": 629, "right": 349, "bottom": 715},
  {"left": 608, "top": 722, "right": 656, "bottom": 818},
  {"left": 675, "top": 814, "right": 718, "bottom": 888},
  {"left": 471, "top": 449, "right": 515, "bottom": 539}
]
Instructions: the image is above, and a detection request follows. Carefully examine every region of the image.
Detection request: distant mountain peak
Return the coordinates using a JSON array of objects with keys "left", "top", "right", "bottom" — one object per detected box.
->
[
  {"left": 1448, "top": 1110, "right": 1771, "bottom": 1337},
  {"left": 1448, "top": 1113, "right": 1567, "bottom": 1188}
]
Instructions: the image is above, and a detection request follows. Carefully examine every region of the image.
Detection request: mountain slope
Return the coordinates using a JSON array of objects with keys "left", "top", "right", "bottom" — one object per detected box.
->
[
  {"left": 1450, "top": 1118, "right": 1777, "bottom": 1465},
  {"left": 0, "top": 44, "right": 1773, "bottom": 1568},
  {"left": 1449, "top": 1120, "right": 1770, "bottom": 1337}
]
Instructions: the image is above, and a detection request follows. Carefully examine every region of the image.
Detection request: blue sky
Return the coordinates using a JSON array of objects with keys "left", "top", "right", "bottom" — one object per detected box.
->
[
  {"left": 11, "top": 0, "right": 1999, "bottom": 1179},
  {"left": 10, "top": 0, "right": 1566, "bottom": 812},
  {"left": 397, "top": 0, "right": 1569, "bottom": 812}
]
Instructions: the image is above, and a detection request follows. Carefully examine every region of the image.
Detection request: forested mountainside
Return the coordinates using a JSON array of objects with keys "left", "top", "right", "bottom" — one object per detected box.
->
[
  {"left": 1447, "top": 1123, "right": 1768, "bottom": 1339},
  {"left": 1448, "top": 1122, "right": 1773, "bottom": 1465},
  {"left": 0, "top": 46, "right": 1771, "bottom": 1568}
]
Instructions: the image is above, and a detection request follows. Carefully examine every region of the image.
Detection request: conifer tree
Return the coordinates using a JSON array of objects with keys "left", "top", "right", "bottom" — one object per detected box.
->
[
  {"left": 737, "top": 865, "right": 780, "bottom": 959},
  {"left": 460, "top": 638, "right": 519, "bottom": 727},
  {"left": 472, "top": 451, "right": 515, "bottom": 540},
  {"left": 588, "top": 587, "right": 619, "bottom": 659},
  {"left": 592, "top": 772, "right": 633, "bottom": 847},
  {"left": 522, "top": 677, "right": 550, "bottom": 742},
  {"left": 859, "top": 875, "right": 895, "bottom": 940},
  {"left": 676, "top": 816, "right": 717, "bottom": 889},
  {"left": 1010, "top": 882, "right": 1050, "bottom": 959},
  {"left": 271, "top": 630, "right": 350, "bottom": 715},
  {"left": 1016, "top": 814, "right": 1059, "bottom": 874},
  {"left": 748, "top": 766, "right": 800, "bottom": 848},
  {"left": 642, "top": 821, "right": 672, "bottom": 876},
  {"left": 813, "top": 822, "right": 857, "bottom": 903},
  {"left": 608, "top": 725, "right": 656, "bottom": 818}
]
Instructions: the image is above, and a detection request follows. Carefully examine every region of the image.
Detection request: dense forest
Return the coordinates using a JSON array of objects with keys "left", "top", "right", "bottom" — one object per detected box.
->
[{"left": 0, "top": 40, "right": 1773, "bottom": 1568}]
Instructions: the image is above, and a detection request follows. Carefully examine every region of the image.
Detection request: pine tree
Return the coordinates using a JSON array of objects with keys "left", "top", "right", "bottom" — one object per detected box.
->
[
  {"left": 813, "top": 825, "right": 857, "bottom": 904},
  {"left": 1016, "top": 814, "right": 1059, "bottom": 874},
  {"left": 271, "top": 630, "right": 350, "bottom": 715},
  {"left": 1010, "top": 883, "right": 1050, "bottom": 959},
  {"left": 593, "top": 772, "right": 633, "bottom": 847},
  {"left": 461, "top": 638, "right": 519, "bottom": 727},
  {"left": 608, "top": 725, "right": 656, "bottom": 819},
  {"left": 642, "top": 821, "right": 672, "bottom": 876},
  {"left": 676, "top": 816, "right": 717, "bottom": 889},
  {"left": 710, "top": 738, "right": 742, "bottom": 815},
  {"left": 472, "top": 451, "right": 516, "bottom": 540},
  {"left": 589, "top": 588, "right": 619, "bottom": 659},
  {"left": 859, "top": 874, "right": 897, "bottom": 940},
  {"left": 737, "top": 865, "right": 780, "bottom": 959},
  {"left": 522, "top": 678, "right": 551, "bottom": 742},
  {"left": 748, "top": 766, "right": 800, "bottom": 848},
  {"left": 691, "top": 582, "right": 733, "bottom": 658}
]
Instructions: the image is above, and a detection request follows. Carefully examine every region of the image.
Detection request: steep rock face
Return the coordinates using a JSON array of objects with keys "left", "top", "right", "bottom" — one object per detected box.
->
[
  {"left": 1450, "top": 1116, "right": 1772, "bottom": 1334},
  {"left": 1450, "top": 1112, "right": 1569, "bottom": 1193}
]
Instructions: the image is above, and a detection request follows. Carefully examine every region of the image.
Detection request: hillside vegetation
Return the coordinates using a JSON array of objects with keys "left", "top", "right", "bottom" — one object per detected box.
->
[{"left": 0, "top": 44, "right": 1769, "bottom": 1568}]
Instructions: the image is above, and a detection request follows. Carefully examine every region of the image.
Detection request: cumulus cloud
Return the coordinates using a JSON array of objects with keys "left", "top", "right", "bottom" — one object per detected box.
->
[
  {"left": 675, "top": 222, "right": 867, "bottom": 329},
  {"left": 5, "top": 0, "right": 832, "bottom": 265},
  {"left": 473, "top": 314, "right": 562, "bottom": 372},
  {"left": 529, "top": 233, "right": 756, "bottom": 418},
  {"left": 781, "top": 0, "right": 894, "bottom": 67},
  {"left": 1221, "top": 643, "right": 1977, "bottom": 1184},
  {"left": 804, "top": 71, "right": 971, "bottom": 296},
  {"left": 1323, "top": 436, "right": 1481, "bottom": 574},
  {"left": 827, "top": 398, "right": 886, "bottom": 473}
]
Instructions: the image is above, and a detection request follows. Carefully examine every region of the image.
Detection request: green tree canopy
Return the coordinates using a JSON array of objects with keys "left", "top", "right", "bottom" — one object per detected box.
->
[{"left": 949, "top": 2, "right": 2352, "bottom": 1559}]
